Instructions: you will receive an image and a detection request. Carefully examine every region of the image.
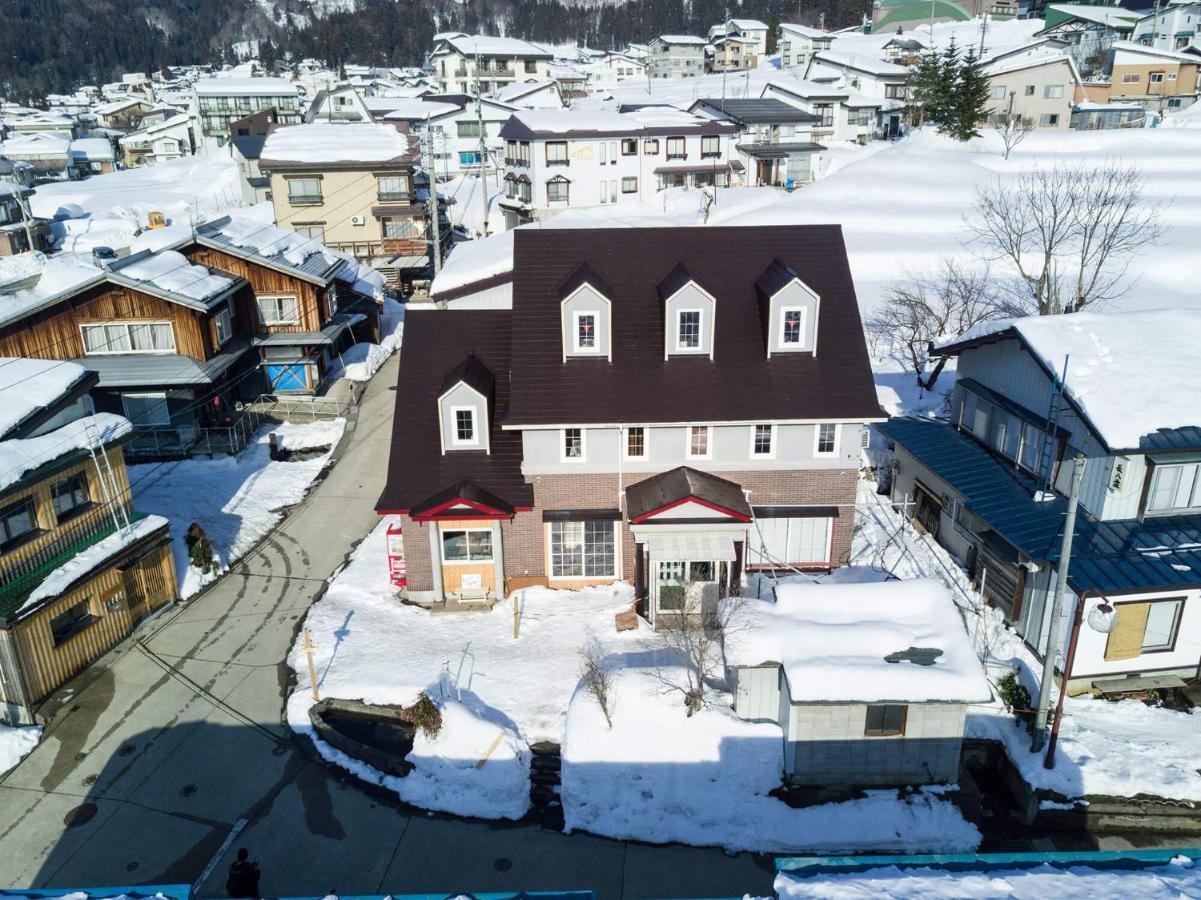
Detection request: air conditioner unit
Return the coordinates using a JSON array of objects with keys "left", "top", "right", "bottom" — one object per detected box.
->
[{"left": 350, "top": 215, "right": 366, "bottom": 226}]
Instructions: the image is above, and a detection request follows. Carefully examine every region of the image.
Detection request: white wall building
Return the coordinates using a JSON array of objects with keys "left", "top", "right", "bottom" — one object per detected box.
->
[
  {"left": 804, "top": 51, "right": 910, "bottom": 136},
  {"left": 385, "top": 96, "right": 518, "bottom": 179},
  {"left": 649, "top": 35, "right": 708, "bottom": 78},
  {"left": 778, "top": 24, "right": 835, "bottom": 70},
  {"left": 194, "top": 77, "right": 301, "bottom": 141},
  {"left": 1132, "top": 1, "right": 1201, "bottom": 51},
  {"left": 761, "top": 79, "right": 884, "bottom": 144},
  {"left": 429, "top": 34, "right": 554, "bottom": 95}
]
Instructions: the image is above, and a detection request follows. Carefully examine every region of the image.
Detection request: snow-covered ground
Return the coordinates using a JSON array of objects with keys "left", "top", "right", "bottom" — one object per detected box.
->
[
  {"left": 288, "top": 519, "right": 979, "bottom": 849},
  {"left": 854, "top": 479, "right": 1201, "bottom": 802},
  {"left": 774, "top": 857, "right": 1201, "bottom": 899},
  {"left": 0, "top": 724, "right": 40, "bottom": 775},
  {"left": 130, "top": 420, "right": 344, "bottom": 598}
]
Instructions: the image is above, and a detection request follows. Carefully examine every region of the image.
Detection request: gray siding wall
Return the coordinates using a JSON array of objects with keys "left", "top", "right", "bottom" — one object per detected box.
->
[
  {"left": 664, "top": 282, "right": 715, "bottom": 358},
  {"left": 786, "top": 702, "right": 967, "bottom": 785},
  {"left": 765, "top": 280, "right": 819, "bottom": 356},
  {"left": 889, "top": 445, "right": 976, "bottom": 569},
  {"left": 521, "top": 422, "right": 864, "bottom": 474},
  {"left": 561, "top": 285, "right": 611, "bottom": 358},
  {"left": 733, "top": 664, "right": 784, "bottom": 722},
  {"left": 439, "top": 382, "right": 488, "bottom": 453}
]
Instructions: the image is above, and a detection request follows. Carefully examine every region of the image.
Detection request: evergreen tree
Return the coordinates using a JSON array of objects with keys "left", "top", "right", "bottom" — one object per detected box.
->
[
  {"left": 765, "top": 13, "right": 780, "bottom": 55},
  {"left": 909, "top": 49, "right": 945, "bottom": 126},
  {"left": 948, "top": 47, "right": 990, "bottom": 141},
  {"left": 937, "top": 38, "right": 961, "bottom": 128}
]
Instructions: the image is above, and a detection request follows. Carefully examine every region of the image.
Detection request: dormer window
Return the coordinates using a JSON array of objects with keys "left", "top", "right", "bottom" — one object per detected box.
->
[
  {"left": 781, "top": 308, "right": 805, "bottom": 345},
  {"left": 453, "top": 407, "right": 477, "bottom": 445},
  {"left": 660, "top": 264, "right": 716, "bottom": 360},
  {"left": 575, "top": 312, "right": 596, "bottom": 351},
  {"left": 757, "top": 260, "right": 820, "bottom": 358},
  {"left": 438, "top": 354, "right": 492, "bottom": 455},
  {"left": 677, "top": 310, "right": 702, "bottom": 350},
  {"left": 561, "top": 269, "right": 612, "bottom": 360}
]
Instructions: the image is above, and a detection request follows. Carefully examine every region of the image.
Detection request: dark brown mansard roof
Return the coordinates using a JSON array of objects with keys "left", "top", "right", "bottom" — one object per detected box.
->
[
  {"left": 375, "top": 310, "right": 533, "bottom": 514},
  {"left": 505, "top": 225, "right": 884, "bottom": 427},
  {"left": 626, "top": 467, "right": 754, "bottom": 522}
]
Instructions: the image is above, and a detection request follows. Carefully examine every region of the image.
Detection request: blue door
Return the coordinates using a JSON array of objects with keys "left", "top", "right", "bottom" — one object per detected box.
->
[{"left": 265, "top": 364, "right": 308, "bottom": 392}]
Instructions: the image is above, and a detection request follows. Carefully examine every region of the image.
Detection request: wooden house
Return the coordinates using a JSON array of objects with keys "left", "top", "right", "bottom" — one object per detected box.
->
[{"left": 0, "top": 359, "right": 176, "bottom": 724}]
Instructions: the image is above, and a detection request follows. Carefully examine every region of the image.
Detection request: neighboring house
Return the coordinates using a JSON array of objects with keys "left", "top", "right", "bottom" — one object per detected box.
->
[
  {"left": 729, "top": 580, "right": 990, "bottom": 786},
  {"left": 881, "top": 36, "right": 927, "bottom": 66},
  {"left": 117, "top": 114, "right": 198, "bottom": 167},
  {"left": 690, "top": 98, "right": 824, "bottom": 186},
  {"left": 984, "top": 53, "right": 1084, "bottom": 130},
  {"left": 709, "top": 36, "right": 759, "bottom": 73},
  {"left": 550, "top": 64, "right": 590, "bottom": 101},
  {"left": 92, "top": 98, "right": 155, "bottom": 131},
  {"left": 878, "top": 310, "right": 1201, "bottom": 691},
  {"left": 778, "top": 24, "right": 835, "bottom": 70},
  {"left": 762, "top": 79, "right": 885, "bottom": 144},
  {"left": 583, "top": 52, "right": 649, "bottom": 91},
  {"left": 1039, "top": 4, "right": 1143, "bottom": 76},
  {"left": 723, "top": 18, "right": 770, "bottom": 59},
  {"left": 68, "top": 138, "right": 116, "bottom": 176},
  {"left": 497, "top": 107, "right": 740, "bottom": 229},
  {"left": 0, "top": 184, "right": 51, "bottom": 255},
  {"left": 231, "top": 134, "right": 270, "bottom": 203},
  {"left": 396, "top": 97, "right": 520, "bottom": 180},
  {"left": 649, "top": 35, "right": 708, "bottom": 78},
  {"left": 1104, "top": 41, "right": 1201, "bottom": 112},
  {"left": 376, "top": 225, "right": 885, "bottom": 614},
  {"left": 1132, "top": 1, "right": 1201, "bottom": 51},
  {"left": 492, "top": 80, "right": 565, "bottom": 109},
  {"left": 194, "top": 78, "right": 302, "bottom": 142},
  {"left": 8, "top": 114, "right": 77, "bottom": 139},
  {"left": 0, "top": 135, "right": 72, "bottom": 180},
  {"left": 804, "top": 51, "right": 910, "bottom": 136},
  {"left": 260, "top": 123, "right": 425, "bottom": 271},
  {"left": 305, "top": 84, "right": 374, "bottom": 123},
  {"left": 870, "top": 0, "right": 1015, "bottom": 31},
  {"left": 1070, "top": 100, "right": 1146, "bottom": 129},
  {"left": 429, "top": 34, "right": 554, "bottom": 95},
  {"left": 0, "top": 359, "right": 177, "bottom": 725}
]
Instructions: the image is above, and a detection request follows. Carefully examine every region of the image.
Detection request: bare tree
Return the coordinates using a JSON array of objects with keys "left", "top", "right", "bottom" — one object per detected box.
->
[
  {"left": 653, "top": 574, "right": 746, "bottom": 716},
  {"left": 578, "top": 641, "right": 614, "bottom": 729},
  {"left": 969, "top": 161, "right": 1166, "bottom": 316},
  {"left": 994, "top": 114, "right": 1033, "bottom": 160},
  {"left": 866, "top": 259, "right": 1011, "bottom": 392}
]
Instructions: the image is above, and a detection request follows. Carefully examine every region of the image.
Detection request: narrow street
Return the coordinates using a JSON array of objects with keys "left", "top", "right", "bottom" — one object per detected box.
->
[{"left": 0, "top": 354, "right": 775, "bottom": 899}]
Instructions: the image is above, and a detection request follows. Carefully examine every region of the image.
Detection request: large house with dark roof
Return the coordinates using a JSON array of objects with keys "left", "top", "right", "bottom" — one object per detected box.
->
[
  {"left": 377, "top": 225, "right": 884, "bottom": 621},
  {"left": 878, "top": 309, "right": 1201, "bottom": 691}
]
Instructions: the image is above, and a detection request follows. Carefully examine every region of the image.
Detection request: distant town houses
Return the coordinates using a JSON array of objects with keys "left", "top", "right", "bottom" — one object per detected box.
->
[{"left": 429, "top": 33, "right": 554, "bottom": 95}]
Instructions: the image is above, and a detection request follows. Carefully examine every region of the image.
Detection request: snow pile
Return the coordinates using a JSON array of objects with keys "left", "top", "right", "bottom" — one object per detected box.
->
[
  {"left": 379, "top": 297, "right": 404, "bottom": 355},
  {"left": 118, "top": 250, "right": 233, "bottom": 301},
  {"left": 0, "top": 252, "right": 46, "bottom": 289},
  {"left": 430, "top": 230, "right": 515, "bottom": 296},
  {"left": 218, "top": 215, "right": 337, "bottom": 269},
  {"left": 937, "top": 309, "right": 1201, "bottom": 451},
  {"left": 562, "top": 666, "right": 981, "bottom": 854},
  {"left": 0, "top": 414, "right": 130, "bottom": 493},
  {"left": 130, "top": 419, "right": 344, "bottom": 598},
  {"left": 0, "top": 357, "right": 88, "bottom": 437},
  {"left": 269, "top": 418, "right": 346, "bottom": 452},
  {"left": 775, "top": 859, "right": 1201, "bottom": 898},
  {"left": 261, "top": 123, "right": 409, "bottom": 164},
  {"left": 332, "top": 254, "right": 386, "bottom": 302},
  {"left": 0, "top": 724, "right": 40, "bottom": 776},
  {"left": 20, "top": 515, "right": 169, "bottom": 612},
  {"left": 853, "top": 481, "right": 1201, "bottom": 802},
  {"left": 330, "top": 343, "right": 390, "bottom": 382},
  {"left": 732, "top": 580, "right": 991, "bottom": 703}
]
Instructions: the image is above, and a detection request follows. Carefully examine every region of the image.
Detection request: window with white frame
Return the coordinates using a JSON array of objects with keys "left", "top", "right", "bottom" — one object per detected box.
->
[
  {"left": 214, "top": 307, "right": 233, "bottom": 346},
  {"left": 441, "top": 528, "right": 493, "bottom": 562},
  {"left": 122, "top": 392, "right": 171, "bottom": 426},
  {"left": 574, "top": 312, "right": 597, "bottom": 351},
  {"left": 257, "top": 295, "right": 300, "bottom": 326},
  {"left": 295, "top": 224, "right": 326, "bottom": 242},
  {"left": 1149, "top": 71, "right": 1165, "bottom": 84},
  {"left": 546, "top": 141, "right": 568, "bottom": 164},
  {"left": 752, "top": 423, "right": 774, "bottom": 456},
  {"left": 781, "top": 308, "right": 805, "bottom": 345},
  {"left": 1142, "top": 598, "right": 1183, "bottom": 651},
  {"left": 377, "top": 175, "right": 408, "bottom": 200},
  {"left": 550, "top": 520, "right": 615, "bottom": 578},
  {"left": 815, "top": 423, "right": 838, "bottom": 455},
  {"left": 990, "top": 85, "right": 1006, "bottom": 99},
  {"left": 1043, "top": 84, "right": 1064, "bottom": 99},
  {"left": 80, "top": 322, "right": 175, "bottom": 355},
  {"left": 687, "top": 425, "right": 710, "bottom": 459},
  {"left": 621, "top": 176, "right": 638, "bottom": 193},
  {"left": 452, "top": 407, "right": 477, "bottom": 444},
  {"left": 677, "top": 310, "right": 702, "bottom": 349},
  {"left": 700, "top": 135, "right": 720, "bottom": 157},
  {"left": 626, "top": 426, "right": 646, "bottom": 459},
  {"left": 1147, "top": 462, "right": 1201, "bottom": 514},
  {"left": 563, "top": 427, "right": 584, "bottom": 461},
  {"left": 287, "top": 177, "right": 322, "bottom": 204}
]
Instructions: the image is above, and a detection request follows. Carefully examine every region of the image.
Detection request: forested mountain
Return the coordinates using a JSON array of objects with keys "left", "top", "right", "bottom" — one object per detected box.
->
[{"left": 0, "top": 0, "right": 868, "bottom": 100}]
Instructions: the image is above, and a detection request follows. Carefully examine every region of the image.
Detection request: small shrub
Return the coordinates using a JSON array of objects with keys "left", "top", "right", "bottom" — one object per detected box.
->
[
  {"left": 400, "top": 692, "right": 442, "bottom": 738},
  {"left": 185, "top": 523, "right": 216, "bottom": 574},
  {"left": 997, "top": 672, "right": 1035, "bottom": 736},
  {"left": 579, "top": 643, "right": 614, "bottom": 729}
]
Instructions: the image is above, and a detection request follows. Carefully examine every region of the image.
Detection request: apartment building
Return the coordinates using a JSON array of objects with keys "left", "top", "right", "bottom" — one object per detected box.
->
[
  {"left": 194, "top": 78, "right": 302, "bottom": 142},
  {"left": 648, "top": 35, "right": 708, "bottom": 78},
  {"left": 429, "top": 34, "right": 554, "bottom": 94}
]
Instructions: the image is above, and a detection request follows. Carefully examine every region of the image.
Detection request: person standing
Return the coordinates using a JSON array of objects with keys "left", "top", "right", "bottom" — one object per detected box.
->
[{"left": 225, "top": 847, "right": 262, "bottom": 898}]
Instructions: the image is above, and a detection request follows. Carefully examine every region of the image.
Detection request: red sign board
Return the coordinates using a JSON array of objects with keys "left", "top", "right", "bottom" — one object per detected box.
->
[{"left": 386, "top": 521, "right": 406, "bottom": 588}]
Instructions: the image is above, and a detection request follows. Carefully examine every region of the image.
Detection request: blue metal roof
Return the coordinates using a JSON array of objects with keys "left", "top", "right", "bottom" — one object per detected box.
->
[{"left": 879, "top": 417, "right": 1201, "bottom": 595}]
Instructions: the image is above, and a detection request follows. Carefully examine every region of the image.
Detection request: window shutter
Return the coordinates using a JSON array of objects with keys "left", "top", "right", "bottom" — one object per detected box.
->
[{"left": 1104, "top": 602, "right": 1150, "bottom": 661}]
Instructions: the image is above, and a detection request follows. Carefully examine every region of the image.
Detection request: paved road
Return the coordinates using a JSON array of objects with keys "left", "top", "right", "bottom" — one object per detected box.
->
[{"left": 0, "top": 354, "right": 776, "bottom": 899}]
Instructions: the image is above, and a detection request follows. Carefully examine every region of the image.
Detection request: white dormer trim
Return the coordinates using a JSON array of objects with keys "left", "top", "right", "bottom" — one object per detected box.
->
[
  {"left": 765, "top": 277, "right": 821, "bottom": 359},
  {"left": 560, "top": 281, "right": 613, "bottom": 362},
  {"left": 436, "top": 381, "right": 491, "bottom": 455},
  {"left": 662, "top": 280, "right": 717, "bottom": 361}
]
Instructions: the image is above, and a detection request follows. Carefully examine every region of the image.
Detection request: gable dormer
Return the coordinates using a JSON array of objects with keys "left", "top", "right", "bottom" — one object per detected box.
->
[
  {"left": 659, "top": 262, "right": 716, "bottom": 360},
  {"left": 437, "top": 354, "right": 493, "bottom": 454},
  {"left": 756, "top": 259, "right": 820, "bottom": 357},
  {"left": 558, "top": 263, "right": 613, "bottom": 361}
]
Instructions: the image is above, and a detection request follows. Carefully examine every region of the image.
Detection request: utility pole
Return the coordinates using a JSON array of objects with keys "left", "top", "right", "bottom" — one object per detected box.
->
[
  {"left": 476, "top": 91, "right": 490, "bottom": 236},
  {"left": 1031, "top": 454, "right": 1086, "bottom": 752},
  {"left": 422, "top": 120, "right": 441, "bottom": 276}
]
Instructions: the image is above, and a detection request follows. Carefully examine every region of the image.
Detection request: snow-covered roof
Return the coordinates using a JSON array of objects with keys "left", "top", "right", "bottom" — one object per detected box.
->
[
  {"left": 114, "top": 249, "right": 235, "bottom": 303},
  {"left": 508, "top": 108, "right": 634, "bottom": 133},
  {"left": 935, "top": 309, "right": 1201, "bottom": 452},
  {"left": 984, "top": 52, "right": 1079, "bottom": 80},
  {"left": 0, "top": 255, "right": 106, "bottom": 328},
  {"left": 194, "top": 77, "right": 298, "bottom": 97},
  {"left": 1111, "top": 40, "right": 1201, "bottom": 62},
  {"left": 93, "top": 97, "right": 147, "bottom": 115},
  {"left": 728, "top": 18, "right": 768, "bottom": 30},
  {"left": 18, "top": 514, "right": 169, "bottom": 615},
  {"left": 0, "top": 134, "right": 71, "bottom": 156},
  {"left": 811, "top": 50, "right": 910, "bottom": 77},
  {"left": 492, "top": 80, "right": 559, "bottom": 103},
  {"left": 430, "top": 229, "right": 515, "bottom": 297},
  {"left": 729, "top": 579, "right": 991, "bottom": 704},
  {"left": 382, "top": 100, "right": 461, "bottom": 121},
  {"left": 436, "top": 34, "right": 553, "bottom": 58},
  {"left": 200, "top": 213, "right": 342, "bottom": 280},
  {"left": 1045, "top": 3, "right": 1140, "bottom": 27},
  {"left": 0, "top": 413, "right": 131, "bottom": 493},
  {"left": 779, "top": 23, "right": 831, "bottom": 39},
  {"left": 261, "top": 123, "right": 411, "bottom": 164},
  {"left": 655, "top": 34, "right": 709, "bottom": 45},
  {"left": 69, "top": 138, "right": 115, "bottom": 161},
  {"left": 0, "top": 358, "right": 91, "bottom": 438}
]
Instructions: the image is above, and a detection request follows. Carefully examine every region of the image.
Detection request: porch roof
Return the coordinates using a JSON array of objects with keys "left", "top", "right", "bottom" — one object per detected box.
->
[
  {"left": 626, "top": 466, "right": 752, "bottom": 523},
  {"left": 75, "top": 339, "right": 251, "bottom": 388},
  {"left": 735, "top": 141, "right": 827, "bottom": 158},
  {"left": 645, "top": 532, "right": 737, "bottom": 561}
]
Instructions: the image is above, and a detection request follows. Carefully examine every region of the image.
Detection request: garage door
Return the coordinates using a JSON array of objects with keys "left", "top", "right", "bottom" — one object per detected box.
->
[{"left": 747, "top": 517, "right": 832, "bottom": 568}]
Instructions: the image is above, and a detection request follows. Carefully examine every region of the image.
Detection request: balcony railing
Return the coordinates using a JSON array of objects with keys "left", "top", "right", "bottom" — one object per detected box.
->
[
  {"left": 545, "top": 158, "right": 570, "bottom": 166},
  {"left": 377, "top": 192, "right": 412, "bottom": 204},
  {"left": 288, "top": 195, "right": 324, "bottom": 206}
]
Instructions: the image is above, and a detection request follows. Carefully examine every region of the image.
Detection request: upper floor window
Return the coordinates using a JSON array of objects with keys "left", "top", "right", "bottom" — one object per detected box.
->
[
  {"left": 214, "top": 307, "right": 233, "bottom": 346},
  {"left": 1147, "top": 462, "right": 1201, "bottom": 514},
  {"left": 574, "top": 312, "right": 597, "bottom": 351},
  {"left": 546, "top": 141, "right": 568, "bottom": 165},
  {"left": 51, "top": 472, "right": 90, "bottom": 522},
  {"left": 1150, "top": 71, "right": 1165, "bottom": 84},
  {"left": 563, "top": 427, "right": 584, "bottom": 461},
  {"left": 452, "top": 407, "right": 477, "bottom": 445},
  {"left": 547, "top": 177, "right": 570, "bottom": 203},
  {"left": 377, "top": 175, "right": 408, "bottom": 201},
  {"left": 700, "top": 135, "right": 720, "bottom": 157},
  {"left": 644, "top": 139, "right": 660, "bottom": 154},
  {"left": 781, "top": 308, "right": 805, "bottom": 345},
  {"left": 0, "top": 496, "right": 38, "bottom": 549},
  {"left": 525, "top": 60, "right": 539, "bottom": 73},
  {"left": 81, "top": 322, "right": 175, "bottom": 355},
  {"left": 626, "top": 427, "right": 646, "bottom": 459},
  {"left": 688, "top": 425, "right": 711, "bottom": 459},
  {"left": 1044, "top": 84, "right": 1064, "bottom": 99},
  {"left": 287, "top": 177, "right": 322, "bottom": 205},
  {"left": 752, "top": 424, "right": 774, "bottom": 457},
  {"left": 621, "top": 138, "right": 638, "bottom": 155},
  {"left": 815, "top": 423, "right": 838, "bottom": 456},
  {"left": 677, "top": 310, "right": 702, "bottom": 350},
  {"left": 457, "top": 120, "right": 483, "bottom": 138},
  {"left": 258, "top": 295, "right": 300, "bottom": 326},
  {"left": 814, "top": 103, "right": 834, "bottom": 127},
  {"left": 666, "top": 136, "right": 686, "bottom": 159}
]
